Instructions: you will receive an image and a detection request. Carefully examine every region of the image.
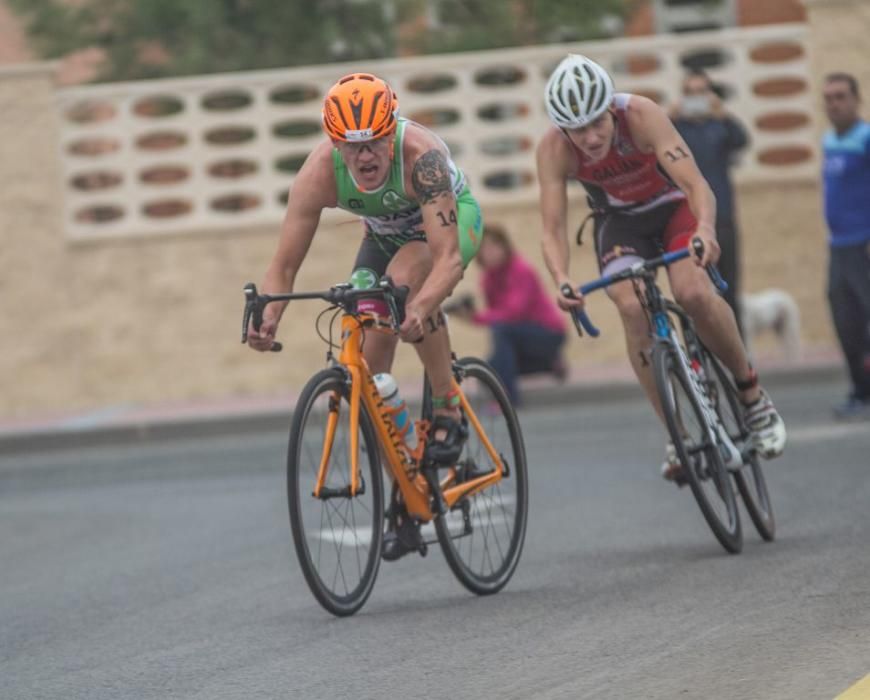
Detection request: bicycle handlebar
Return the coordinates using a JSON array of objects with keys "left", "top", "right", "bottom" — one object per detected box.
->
[
  {"left": 241, "top": 277, "right": 410, "bottom": 352},
  {"left": 563, "top": 239, "right": 728, "bottom": 338}
]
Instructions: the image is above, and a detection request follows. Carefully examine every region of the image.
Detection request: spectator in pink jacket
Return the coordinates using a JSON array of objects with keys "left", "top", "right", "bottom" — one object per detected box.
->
[{"left": 450, "top": 224, "right": 567, "bottom": 404}]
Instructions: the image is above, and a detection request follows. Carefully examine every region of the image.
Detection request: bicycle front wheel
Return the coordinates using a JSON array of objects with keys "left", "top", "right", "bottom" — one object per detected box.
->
[
  {"left": 703, "top": 350, "right": 775, "bottom": 541},
  {"left": 287, "top": 368, "right": 384, "bottom": 616},
  {"left": 653, "top": 343, "right": 742, "bottom": 554},
  {"left": 433, "top": 357, "right": 529, "bottom": 595}
]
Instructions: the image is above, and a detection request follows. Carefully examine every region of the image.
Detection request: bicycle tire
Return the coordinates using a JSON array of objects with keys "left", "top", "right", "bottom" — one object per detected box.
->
[
  {"left": 431, "top": 357, "right": 529, "bottom": 595},
  {"left": 702, "top": 350, "right": 775, "bottom": 541},
  {"left": 653, "top": 343, "right": 743, "bottom": 554},
  {"left": 287, "top": 368, "right": 384, "bottom": 616}
]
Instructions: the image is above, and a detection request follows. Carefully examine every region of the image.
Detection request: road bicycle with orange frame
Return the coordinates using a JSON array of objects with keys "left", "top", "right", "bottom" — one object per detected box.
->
[{"left": 242, "top": 277, "right": 528, "bottom": 616}]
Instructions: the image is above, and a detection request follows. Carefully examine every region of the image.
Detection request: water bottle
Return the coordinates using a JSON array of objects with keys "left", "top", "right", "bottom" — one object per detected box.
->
[{"left": 373, "top": 373, "right": 417, "bottom": 449}]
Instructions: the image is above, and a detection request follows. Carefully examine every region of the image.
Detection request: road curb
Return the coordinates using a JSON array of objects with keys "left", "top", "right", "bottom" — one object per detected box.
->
[
  {"left": 0, "top": 362, "right": 845, "bottom": 456},
  {"left": 521, "top": 360, "right": 845, "bottom": 409}
]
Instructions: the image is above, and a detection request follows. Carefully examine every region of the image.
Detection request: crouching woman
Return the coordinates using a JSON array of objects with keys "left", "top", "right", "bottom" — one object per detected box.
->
[{"left": 451, "top": 224, "right": 568, "bottom": 404}]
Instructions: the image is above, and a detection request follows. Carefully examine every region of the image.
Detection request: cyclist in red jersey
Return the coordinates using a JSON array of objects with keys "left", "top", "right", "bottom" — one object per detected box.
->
[{"left": 536, "top": 55, "right": 786, "bottom": 479}]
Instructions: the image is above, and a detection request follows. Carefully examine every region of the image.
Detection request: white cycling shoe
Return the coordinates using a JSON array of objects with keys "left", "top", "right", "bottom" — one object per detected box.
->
[
  {"left": 660, "top": 442, "right": 686, "bottom": 486},
  {"left": 743, "top": 388, "right": 787, "bottom": 459},
  {"left": 660, "top": 388, "right": 785, "bottom": 484}
]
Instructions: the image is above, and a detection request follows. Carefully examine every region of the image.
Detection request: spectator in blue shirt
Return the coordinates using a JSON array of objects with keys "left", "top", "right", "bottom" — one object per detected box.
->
[
  {"left": 671, "top": 69, "right": 749, "bottom": 334},
  {"left": 822, "top": 72, "right": 870, "bottom": 419}
]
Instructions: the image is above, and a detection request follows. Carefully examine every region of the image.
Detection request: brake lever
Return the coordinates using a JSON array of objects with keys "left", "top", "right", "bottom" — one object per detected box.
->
[
  {"left": 242, "top": 282, "right": 257, "bottom": 343},
  {"left": 241, "top": 282, "right": 282, "bottom": 351},
  {"left": 690, "top": 239, "right": 729, "bottom": 294},
  {"left": 561, "top": 284, "right": 584, "bottom": 337},
  {"left": 379, "top": 276, "right": 409, "bottom": 333},
  {"left": 560, "top": 284, "right": 600, "bottom": 338}
]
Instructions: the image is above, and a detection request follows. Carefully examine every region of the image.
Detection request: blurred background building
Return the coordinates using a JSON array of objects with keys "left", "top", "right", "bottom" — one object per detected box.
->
[
  {"left": 0, "top": 1, "right": 808, "bottom": 82},
  {"left": 0, "top": 0, "right": 865, "bottom": 419},
  {"left": 626, "top": 0, "right": 805, "bottom": 35}
]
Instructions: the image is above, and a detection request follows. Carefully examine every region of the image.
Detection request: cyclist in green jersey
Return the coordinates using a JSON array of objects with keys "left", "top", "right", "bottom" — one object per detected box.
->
[{"left": 247, "top": 73, "right": 483, "bottom": 508}]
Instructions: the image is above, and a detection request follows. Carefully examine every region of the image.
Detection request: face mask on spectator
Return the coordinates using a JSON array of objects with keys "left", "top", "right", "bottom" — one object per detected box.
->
[{"left": 682, "top": 94, "right": 711, "bottom": 117}]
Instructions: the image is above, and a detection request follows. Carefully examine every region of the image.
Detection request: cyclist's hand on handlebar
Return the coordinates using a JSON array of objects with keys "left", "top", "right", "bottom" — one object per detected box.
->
[
  {"left": 398, "top": 304, "right": 426, "bottom": 343},
  {"left": 556, "top": 280, "right": 585, "bottom": 312},
  {"left": 690, "top": 230, "right": 720, "bottom": 267},
  {"left": 247, "top": 316, "right": 278, "bottom": 352}
]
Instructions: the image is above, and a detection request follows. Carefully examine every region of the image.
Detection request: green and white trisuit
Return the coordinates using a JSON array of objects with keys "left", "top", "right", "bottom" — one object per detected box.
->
[{"left": 332, "top": 118, "right": 483, "bottom": 292}]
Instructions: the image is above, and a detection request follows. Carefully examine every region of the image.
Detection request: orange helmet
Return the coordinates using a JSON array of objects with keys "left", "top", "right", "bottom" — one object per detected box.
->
[{"left": 322, "top": 73, "right": 399, "bottom": 142}]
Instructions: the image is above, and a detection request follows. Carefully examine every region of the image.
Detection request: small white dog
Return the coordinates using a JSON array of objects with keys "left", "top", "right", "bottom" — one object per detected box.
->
[{"left": 740, "top": 289, "right": 801, "bottom": 362}]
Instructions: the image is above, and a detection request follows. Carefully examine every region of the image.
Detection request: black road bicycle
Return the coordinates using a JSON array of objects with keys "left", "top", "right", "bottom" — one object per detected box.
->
[{"left": 562, "top": 240, "right": 775, "bottom": 553}]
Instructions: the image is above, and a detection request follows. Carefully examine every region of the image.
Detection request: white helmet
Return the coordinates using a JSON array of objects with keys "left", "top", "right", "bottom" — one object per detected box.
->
[{"left": 545, "top": 54, "right": 615, "bottom": 129}]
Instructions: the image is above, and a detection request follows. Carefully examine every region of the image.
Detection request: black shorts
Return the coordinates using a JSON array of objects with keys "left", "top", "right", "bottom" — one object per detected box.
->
[
  {"left": 593, "top": 199, "right": 696, "bottom": 274},
  {"left": 349, "top": 229, "right": 428, "bottom": 291}
]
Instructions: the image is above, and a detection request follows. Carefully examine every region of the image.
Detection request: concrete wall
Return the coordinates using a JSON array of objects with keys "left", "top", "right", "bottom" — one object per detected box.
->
[{"left": 803, "top": 0, "right": 870, "bottom": 107}]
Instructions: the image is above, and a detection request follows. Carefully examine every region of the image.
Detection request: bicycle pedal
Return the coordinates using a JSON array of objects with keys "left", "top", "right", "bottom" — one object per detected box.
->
[{"left": 382, "top": 517, "right": 426, "bottom": 562}]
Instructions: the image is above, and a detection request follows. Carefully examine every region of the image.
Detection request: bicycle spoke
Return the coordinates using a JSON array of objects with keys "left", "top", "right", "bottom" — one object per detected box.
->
[
  {"left": 350, "top": 498, "right": 363, "bottom": 577},
  {"left": 479, "top": 495, "right": 504, "bottom": 574},
  {"left": 435, "top": 359, "right": 527, "bottom": 592},
  {"left": 321, "top": 498, "right": 349, "bottom": 595}
]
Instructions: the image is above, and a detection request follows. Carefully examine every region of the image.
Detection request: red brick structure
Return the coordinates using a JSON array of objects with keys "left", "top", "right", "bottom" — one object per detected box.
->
[
  {"left": 626, "top": 0, "right": 806, "bottom": 36},
  {"left": 0, "top": 0, "right": 107, "bottom": 84}
]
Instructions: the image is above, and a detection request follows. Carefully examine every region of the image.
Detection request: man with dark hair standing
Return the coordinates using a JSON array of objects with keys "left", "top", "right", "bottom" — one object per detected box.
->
[
  {"left": 671, "top": 69, "right": 749, "bottom": 332},
  {"left": 822, "top": 72, "right": 870, "bottom": 419}
]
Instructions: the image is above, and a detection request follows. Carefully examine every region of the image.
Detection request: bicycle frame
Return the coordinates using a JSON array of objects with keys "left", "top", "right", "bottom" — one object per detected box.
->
[
  {"left": 565, "top": 244, "right": 744, "bottom": 468},
  {"left": 642, "top": 274, "right": 744, "bottom": 468},
  {"left": 314, "top": 313, "right": 505, "bottom": 522}
]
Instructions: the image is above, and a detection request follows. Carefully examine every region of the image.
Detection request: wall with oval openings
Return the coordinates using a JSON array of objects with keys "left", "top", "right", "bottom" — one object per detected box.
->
[
  {"left": 208, "top": 159, "right": 258, "bottom": 179},
  {"left": 406, "top": 74, "right": 457, "bottom": 94},
  {"left": 201, "top": 90, "right": 253, "bottom": 112},
  {"left": 57, "top": 23, "right": 814, "bottom": 238},
  {"left": 746, "top": 39, "right": 812, "bottom": 170}
]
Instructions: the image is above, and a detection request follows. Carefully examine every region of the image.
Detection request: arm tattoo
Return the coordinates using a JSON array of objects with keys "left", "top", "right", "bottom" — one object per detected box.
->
[
  {"left": 664, "top": 145, "right": 690, "bottom": 163},
  {"left": 412, "top": 149, "right": 452, "bottom": 205}
]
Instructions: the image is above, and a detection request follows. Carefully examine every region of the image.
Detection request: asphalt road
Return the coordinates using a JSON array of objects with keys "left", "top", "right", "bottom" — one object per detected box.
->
[{"left": 2, "top": 378, "right": 869, "bottom": 700}]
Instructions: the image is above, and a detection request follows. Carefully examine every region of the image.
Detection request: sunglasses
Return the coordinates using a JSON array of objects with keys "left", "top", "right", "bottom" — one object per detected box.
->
[{"left": 340, "top": 137, "right": 391, "bottom": 154}]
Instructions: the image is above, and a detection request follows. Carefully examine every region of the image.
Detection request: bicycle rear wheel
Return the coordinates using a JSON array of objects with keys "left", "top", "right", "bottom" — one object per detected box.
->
[
  {"left": 287, "top": 368, "right": 384, "bottom": 616},
  {"left": 431, "top": 357, "right": 528, "bottom": 595},
  {"left": 653, "top": 343, "right": 742, "bottom": 554},
  {"left": 702, "top": 350, "right": 775, "bottom": 541}
]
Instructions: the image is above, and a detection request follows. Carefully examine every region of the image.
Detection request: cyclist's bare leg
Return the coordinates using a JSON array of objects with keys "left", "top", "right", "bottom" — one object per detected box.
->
[
  {"left": 607, "top": 279, "right": 665, "bottom": 421},
  {"left": 362, "top": 332, "right": 397, "bottom": 376},
  {"left": 384, "top": 242, "right": 459, "bottom": 431},
  {"left": 361, "top": 241, "right": 428, "bottom": 376},
  {"left": 667, "top": 259, "right": 760, "bottom": 403}
]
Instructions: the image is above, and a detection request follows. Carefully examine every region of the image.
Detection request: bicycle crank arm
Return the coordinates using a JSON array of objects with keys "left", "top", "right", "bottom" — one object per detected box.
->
[
  {"left": 421, "top": 465, "right": 448, "bottom": 516},
  {"left": 711, "top": 424, "right": 744, "bottom": 472}
]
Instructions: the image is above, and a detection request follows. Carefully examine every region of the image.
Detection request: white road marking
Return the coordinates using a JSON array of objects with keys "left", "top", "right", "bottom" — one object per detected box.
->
[
  {"left": 787, "top": 422, "right": 869, "bottom": 444},
  {"left": 311, "top": 493, "right": 516, "bottom": 546}
]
